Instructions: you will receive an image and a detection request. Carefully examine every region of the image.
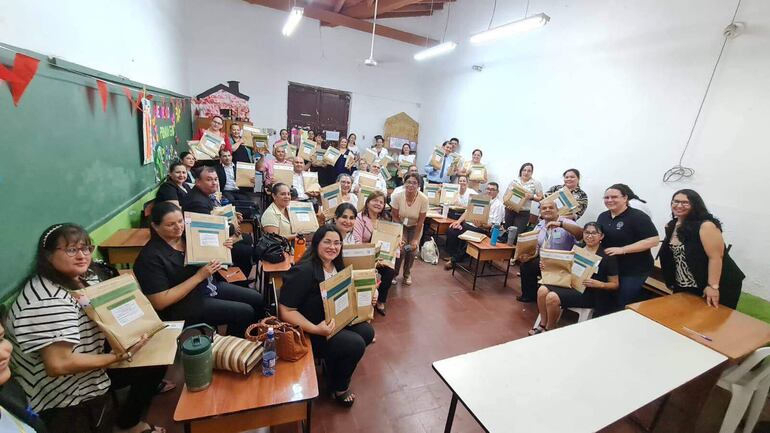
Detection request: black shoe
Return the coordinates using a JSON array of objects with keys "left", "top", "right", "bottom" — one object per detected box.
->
[{"left": 516, "top": 296, "right": 536, "bottom": 303}]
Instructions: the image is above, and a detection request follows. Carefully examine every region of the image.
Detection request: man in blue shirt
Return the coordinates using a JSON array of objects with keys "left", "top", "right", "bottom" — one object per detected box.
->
[{"left": 424, "top": 141, "right": 455, "bottom": 184}]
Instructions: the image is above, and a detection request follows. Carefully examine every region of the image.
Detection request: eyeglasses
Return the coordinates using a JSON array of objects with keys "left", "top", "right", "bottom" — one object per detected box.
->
[
  {"left": 583, "top": 231, "right": 601, "bottom": 237},
  {"left": 320, "top": 240, "right": 342, "bottom": 247},
  {"left": 57, "top": 245, "right": 95, "bottom": 257},
  {"left": 671, "top": 200, "right": 691, "bottom": 207}
]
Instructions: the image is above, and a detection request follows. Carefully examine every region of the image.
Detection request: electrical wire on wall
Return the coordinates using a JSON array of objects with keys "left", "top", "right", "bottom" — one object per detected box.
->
[{"left": 663, "top": 0, "right": 744, "bottom": 182}]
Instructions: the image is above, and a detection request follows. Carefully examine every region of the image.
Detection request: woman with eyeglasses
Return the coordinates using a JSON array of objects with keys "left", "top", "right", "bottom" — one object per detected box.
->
[
  {"left": 530, "top": 222, "right": 619, "bottom": 335},
  {"left": 5, "top": 224, "right": 166, "bottom": 433},
  {"left": 659, "top": 189, "right": 744, "bottom": 308},
  {"left": 391, "top": 173, "right": 428, "bottom": 286},
  {"left": 596, "top": 184, "right": 659, "bottom": 311},
  {"left": 279, "top": 226, "right": 375, "bottom": 408},
  {"left": 193, "top": 115, "right": 231, "bottom": 152}
]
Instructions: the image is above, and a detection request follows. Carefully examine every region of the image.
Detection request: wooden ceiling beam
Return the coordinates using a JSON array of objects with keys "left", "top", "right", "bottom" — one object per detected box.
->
[
  {"left": 245, "top": 0, "right": 438, "bottom": 46},
  {"left": 378, "top": 11, "right": 434, "bottom": 18},
  {"left": 393, "top": 3, "right": 443, "bottom": 12},
  {"left": 341, "top": 0, "right": 422, "bottom": 19}
]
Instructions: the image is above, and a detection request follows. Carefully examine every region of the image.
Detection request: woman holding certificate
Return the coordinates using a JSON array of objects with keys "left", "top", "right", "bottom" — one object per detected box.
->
[
  {"left": 545, "top": 169, "right": 589, "bottom": 220},
  {"left": 458, "top": 149, "right": 487, "bottom": 191},
  {"left": 455, "top": 175, "right": 477, "bottom": 207},
  {"left": 504, "top": 163, "right": 544, "bottom": 234},
  {"left": 391, "top": 173, "right": 428, "bottom": 286},
  {"left": 134, "top": 203, "right": 264, "bottom": 337},
  {"left": 263, "top": 145, "right": 290, "bottom": 188},
  {"left": 156, "top": 161, "right": 192, "bottom": 208},
  {"left": 337, "top": 174, "right": 358, "bottom": 208},
  {"left": 261, "top": 183, "right": 295, "bottom": 240},
  {"left": 352, "top": 191, "right": 396, "bottom": 315},
  {"left": 279, "top": 226, "right": 375, "bottom": 408},
  {"left": 531, "top": 222, "right": 619, "bottom": 334},
  {"left": 659, "top": 189, "right": 744, "bottom": 308},
  {"left": 597, "top": 184, "right": 659, "bottom": 310},
  {"left": 6, "top": 223, "right": 166, "bottom": 433},
  {"left": 193, "top": 115, "right": 231, "bottom": 152},
  {"left": 333, "top": 137, "right": 355, "bottom": 178}
]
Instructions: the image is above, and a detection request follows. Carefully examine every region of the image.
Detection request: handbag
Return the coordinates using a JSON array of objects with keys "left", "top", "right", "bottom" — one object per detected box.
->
[
  {"left": 245, "top": 316, "right": 309, "bottom": 361},
  {"left": 253, "top": 232, "right": 290, "bottom": 263},
  {"left": 211, "top": 334, "right": 264, "bottom": 374}
]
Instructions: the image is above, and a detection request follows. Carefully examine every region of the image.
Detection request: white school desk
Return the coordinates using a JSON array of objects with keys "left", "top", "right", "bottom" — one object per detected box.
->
[{"left": 432, "top": 310, "right": 727, "bottom": 433}]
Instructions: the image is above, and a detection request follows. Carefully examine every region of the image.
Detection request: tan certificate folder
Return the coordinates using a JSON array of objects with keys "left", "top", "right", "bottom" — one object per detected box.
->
[
  {"left": 320, "top": 266, "right": 357, "bottom": 339},
  {"left": 184, "top": 211, "right": 232, "bottom": 266},
  {"left": 342, "top": 243, "right": 378, "bottom": 269},
  {"left": 235, "top": 162, "right": 256, "bottom": 188},
  {"left": 110, "top": 321, "right": 184, "bottom": 368},
  {"left": 273, "top": 162, "right": 294, "bottom": 186}
]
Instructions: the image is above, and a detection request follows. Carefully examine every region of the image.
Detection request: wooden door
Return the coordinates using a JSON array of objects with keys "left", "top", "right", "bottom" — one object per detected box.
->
[{"left": 287, "top": 83, "right": 350, "bottom": 141}]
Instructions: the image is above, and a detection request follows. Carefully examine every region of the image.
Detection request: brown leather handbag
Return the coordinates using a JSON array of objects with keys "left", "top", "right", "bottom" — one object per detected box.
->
[{"left": 245, "top": 316, "right": 309, "bottom": 361}]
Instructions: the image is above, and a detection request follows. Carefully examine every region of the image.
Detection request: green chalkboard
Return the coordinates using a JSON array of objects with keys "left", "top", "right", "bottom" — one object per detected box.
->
[{"left": 0, "top": 44, "right": 192, "bottom": 303}]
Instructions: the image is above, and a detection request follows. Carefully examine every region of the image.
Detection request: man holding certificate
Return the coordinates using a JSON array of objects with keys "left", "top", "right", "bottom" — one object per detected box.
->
[
  {"left": 279, "top": 226, "right": 375, "bottom": 408},
  {"left": 444, "top": 182, "right": 506, "bottom": 270}
]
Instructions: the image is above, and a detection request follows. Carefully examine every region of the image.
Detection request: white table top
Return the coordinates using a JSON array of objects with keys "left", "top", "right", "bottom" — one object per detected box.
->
[{"left": 432, "top": 310, "right": 727, "bottom": 433}]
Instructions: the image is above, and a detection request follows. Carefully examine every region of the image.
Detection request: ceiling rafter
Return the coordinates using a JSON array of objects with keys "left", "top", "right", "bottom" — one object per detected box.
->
[
  {"left": 245, "top": 0, "right": 438, "bottom": 46},
  {"left": 341, "top": 0, "right": 422, "bottom": 19}
]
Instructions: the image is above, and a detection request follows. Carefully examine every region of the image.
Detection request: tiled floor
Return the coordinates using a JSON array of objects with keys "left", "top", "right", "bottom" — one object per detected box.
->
[{"left": 145, "top": 256, "right": 769, "bottom": 433}]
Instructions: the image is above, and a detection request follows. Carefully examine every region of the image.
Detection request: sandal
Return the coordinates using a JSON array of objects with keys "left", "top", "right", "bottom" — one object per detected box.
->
[
  {"left": 156, "top": 379, "right": 176, "bottom": 394},
  {"left": 333, "top": 389, "right": 356, "bottom": 408},
  {"left": 139, "top": 423, "right": 166, "bottom": 433},
  {"left": 375, "top": 304, "right": 386, "bottom": 316},
  {"left": 528, "top": 325, "right": 546, "bottom": 336}
]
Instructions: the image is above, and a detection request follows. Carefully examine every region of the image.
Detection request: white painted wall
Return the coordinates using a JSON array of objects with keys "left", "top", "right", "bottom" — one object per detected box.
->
[
  {"left": 181, "top": 0, "right": 422, "bottom": 148},
  {"left": 0, "top": 0, "right": 190, "bottom": 94},
  {"left": 415, "top": 0, "right": 770, "bottom": 298}
]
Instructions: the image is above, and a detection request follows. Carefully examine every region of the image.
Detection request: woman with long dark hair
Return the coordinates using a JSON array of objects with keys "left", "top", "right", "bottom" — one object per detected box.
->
[
  {"left": 352, "top": 191, "right": 396, "bottom": 315},
  {"left": 155, "top": 160, "right": 191, "bottom": 207},
  {"left": 279, "top": 226, "right": 375, "bottom": 407},
  {"left": 6, "top": 224, "right": 166, "bottom": 433},
  {"left": 659, "top": 189, "right": 744, "bottom": 308}
]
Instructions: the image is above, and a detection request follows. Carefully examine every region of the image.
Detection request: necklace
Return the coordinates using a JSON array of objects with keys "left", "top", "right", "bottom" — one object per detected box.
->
[{"left": 405, "top": 192, "right": 417, "bottom": 206}]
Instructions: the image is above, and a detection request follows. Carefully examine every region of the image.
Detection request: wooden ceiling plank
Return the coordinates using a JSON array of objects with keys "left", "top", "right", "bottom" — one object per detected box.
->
[
  {"left": 341, "top": 0, "right": 423, "bottom": 19},
  {"left": 245, "top": 0, "right": 438, "bottom": 46}
]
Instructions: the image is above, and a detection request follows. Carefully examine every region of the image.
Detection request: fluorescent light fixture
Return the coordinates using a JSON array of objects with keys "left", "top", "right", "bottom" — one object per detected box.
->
[
  {"left": 282, "top": 7, "right": 304, "bottom": 37},
  {"left": 470, "top": 13, "right": 550, "bottom": 44},
  {"left": 414, "top": 41, "right": 458, "bottom": 61}
]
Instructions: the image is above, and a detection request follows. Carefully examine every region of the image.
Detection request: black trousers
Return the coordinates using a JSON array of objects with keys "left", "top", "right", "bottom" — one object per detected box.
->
[
  {"left": 376, "top": 265, "right": 396, "bottom": 304},
  {"left": 222, "top": 189, "right": 251, "bottom": 203},
  {"left": 504, "top": 209, "right": 531, "bottom": 242},
  {"left": 312, "top": 322, "right": 375, "bottom": 393},
  {"left": 519, "top": 256, "right": 541, "bottom": 300},
  {"left": 446, "top": 223, "right": 488, "bottom": 263},
  {"left": 108, "top": 366, "right": 167, "bottom": 429},
  {"left": 232, "top": 234, "right": 254, "bottom": 276}
]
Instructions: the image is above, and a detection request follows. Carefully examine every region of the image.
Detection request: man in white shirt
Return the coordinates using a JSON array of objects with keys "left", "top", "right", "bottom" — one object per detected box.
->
[
  {"left": 443, "top": 182, "right": 506, "bottom": 270},
  {"left": 291, "top": 158, "right": 312, "bottom": 201},
  {"left": 215, "top": 149, "right": 250, "bottom": 203}
]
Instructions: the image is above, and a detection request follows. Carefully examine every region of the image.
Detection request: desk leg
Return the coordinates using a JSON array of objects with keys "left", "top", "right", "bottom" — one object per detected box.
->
[
  {"left": 444, "top": 393, "right": 458, "bottom": 433},
  {"left": 303, "top": 399, "right": 312, "bottom": 433},
  {"left": 504, "top": 255, "right": 511, "bottom": 287},
  {"left": 184, "top": 422, "right": 191, "bottom": 433},
  {"left": 472, "top": 258, "right": 480, "bottom": 291}
]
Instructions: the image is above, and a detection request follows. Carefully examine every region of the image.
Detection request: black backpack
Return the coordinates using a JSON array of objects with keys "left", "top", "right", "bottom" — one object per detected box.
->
[{"left": 253, "top": 233, "right": 291, "bottom": 263}]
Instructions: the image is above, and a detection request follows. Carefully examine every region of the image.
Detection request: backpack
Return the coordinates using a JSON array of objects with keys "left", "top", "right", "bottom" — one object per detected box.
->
[{"left": 253, "top": 233, "right": 291, "bottom": 263}]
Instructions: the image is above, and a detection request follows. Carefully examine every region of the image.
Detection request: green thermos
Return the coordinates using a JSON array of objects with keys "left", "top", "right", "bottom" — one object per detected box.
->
[{"left": 178, "top": 323, "right": 215, "bottom": 392}]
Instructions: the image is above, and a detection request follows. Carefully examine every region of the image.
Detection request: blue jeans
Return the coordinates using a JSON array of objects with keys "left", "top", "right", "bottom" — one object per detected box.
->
[{"left": 615, "top": 274, "right": 650, "bottom": 312}]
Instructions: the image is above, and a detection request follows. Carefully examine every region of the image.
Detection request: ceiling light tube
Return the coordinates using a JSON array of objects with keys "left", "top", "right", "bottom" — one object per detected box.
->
[
  {"left": 282, "top": 7, "right": 304, "bottom": 37},
  {"left": 414, "top": 41, "right": 458, "bottom": 61},
  {"left": 470, "top": 13, "right": 550, "bottom": 44}
]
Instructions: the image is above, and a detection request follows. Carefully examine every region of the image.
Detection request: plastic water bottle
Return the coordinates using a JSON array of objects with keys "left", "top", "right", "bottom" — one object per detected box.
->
[
  {"left": 262, "top": 327, "right": 276, "bottom": 377},
  {"left": 490, "top": 224, "right": 500, "bottom": 246}
]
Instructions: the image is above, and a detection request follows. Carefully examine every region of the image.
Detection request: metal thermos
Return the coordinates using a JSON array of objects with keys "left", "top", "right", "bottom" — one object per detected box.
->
[
  {"left": 179, "top": 323, "right": 215, "bottom": 392},
  {"left": 506, "top": 226, "right": 518, "bottom": 246}
]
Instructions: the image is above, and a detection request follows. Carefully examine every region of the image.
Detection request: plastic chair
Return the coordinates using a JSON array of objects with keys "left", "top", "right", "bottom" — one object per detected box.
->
[
  {"left": 533, "top": 307, "right": 594, "bottom": 329},
  {"left": 717, "top": 347, "right": 770, "bottom": 433}
]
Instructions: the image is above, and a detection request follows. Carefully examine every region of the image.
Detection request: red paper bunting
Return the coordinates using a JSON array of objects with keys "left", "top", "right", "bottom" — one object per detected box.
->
[
  {"left": 96, "top": 80, "right": 108, "bottom": 112},
  {"left": 0, "top": 53, "right": 40, "bottom": 106}
]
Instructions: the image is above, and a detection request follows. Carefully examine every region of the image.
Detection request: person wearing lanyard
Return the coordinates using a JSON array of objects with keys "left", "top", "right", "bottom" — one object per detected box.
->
[
  {"left": 517, "top": 201, "right": 583, "bottom": 303},
  {"left": 424, "top": 141, "right": 455, "bottom": 184},
  {"left": 279, "top": 226, "right": 375, "bottom": 408},
  {"left": 596, "top": 184, "right": 659, "bottom": 311},
  {"left": 391, "top": 173, "right": 428, "bottom": 286}
]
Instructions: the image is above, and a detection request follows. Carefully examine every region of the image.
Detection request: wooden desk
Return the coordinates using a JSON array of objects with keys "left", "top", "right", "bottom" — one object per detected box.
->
[
  {"left": 174, "top": 351, "right": 318, "bottom": 433},
  {"left": 260, "top": 253, "right": 294, "bottom": 312},
  {"left": 452, "top": 238, "right": 514, "bottom": 290},
  {"left": 433, "top": 310, "right": 727, "bottom": 433},
  {"left": 628, "top": 293, "right": 770, "bottom": 362},
  {"left": 428, "top": 217, "right": 456, "bottom": 236},
  {"left": 99, "top": 228, "right": 150, "bottom": 267}
]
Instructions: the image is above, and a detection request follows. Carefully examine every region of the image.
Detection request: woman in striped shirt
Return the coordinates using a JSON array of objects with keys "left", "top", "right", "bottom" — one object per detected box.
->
[{"left": 6, "top": 224, "right": 165, "bottom": 433}]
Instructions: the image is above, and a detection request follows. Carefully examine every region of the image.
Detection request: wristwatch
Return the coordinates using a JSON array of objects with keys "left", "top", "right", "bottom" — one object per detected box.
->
[{"left": 708, "top": 284, "right": 720, "bottom": 291}]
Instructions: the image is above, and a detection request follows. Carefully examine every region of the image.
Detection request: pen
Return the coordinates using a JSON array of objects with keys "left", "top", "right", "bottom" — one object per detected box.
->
[{"left": 683, "top": 326, "right": 713, "bottom": 342}]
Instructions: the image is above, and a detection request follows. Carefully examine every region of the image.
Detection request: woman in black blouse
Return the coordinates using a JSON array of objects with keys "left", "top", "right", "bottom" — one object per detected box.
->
[
  {"left": 279, "top": 226, "right": 374, "bottom": 407},
  {"left": 531, "top": 222, "right": 620, "bottom": 334},
  {"left": 155, "top": 161, "right": 191, "bottom": 207},
  {"left": 133, "top": 202, "right": 264, "bottom": 337},
  {"left": 179, "top": 151, "right": 197, "bottom": 188},
  {"left": 659, "top": 189, "right": 744, "bottom": 308}
]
